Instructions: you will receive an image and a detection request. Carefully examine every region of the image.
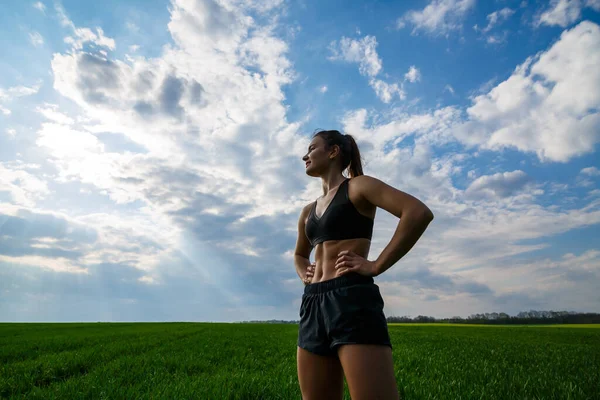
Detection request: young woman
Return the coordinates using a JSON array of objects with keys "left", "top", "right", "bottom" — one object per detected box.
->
[{"left": 294, "top": 130, "right": 434, "bottom": 400}]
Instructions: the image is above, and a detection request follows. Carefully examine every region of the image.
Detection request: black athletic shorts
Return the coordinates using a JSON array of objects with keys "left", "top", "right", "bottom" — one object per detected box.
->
[{"left": 297, "top": 272, "right": 392, "bottom": 357}]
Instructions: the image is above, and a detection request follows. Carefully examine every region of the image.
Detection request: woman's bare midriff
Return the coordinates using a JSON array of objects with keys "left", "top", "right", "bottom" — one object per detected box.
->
[{"left": 309, "top": 238, "right": 371, "bottom": 283}]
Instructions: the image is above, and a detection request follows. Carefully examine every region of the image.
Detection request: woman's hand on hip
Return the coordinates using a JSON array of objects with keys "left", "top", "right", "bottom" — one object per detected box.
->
[
  {"left": 303, "top": 263, "right": 315, "bottom": 285},
  {"left": 335, "top": 250, "right": 378, "bottom": 277}
]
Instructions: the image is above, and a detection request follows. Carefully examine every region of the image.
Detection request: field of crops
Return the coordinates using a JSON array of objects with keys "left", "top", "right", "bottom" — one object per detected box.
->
[{"left": 1, "top": 322, "right": 599, "bottom": 399}]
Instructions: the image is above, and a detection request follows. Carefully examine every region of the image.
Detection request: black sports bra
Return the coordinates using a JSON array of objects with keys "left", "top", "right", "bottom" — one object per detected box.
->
[{"left": 304, "top": 179, "right": 374, "bottom": 247}]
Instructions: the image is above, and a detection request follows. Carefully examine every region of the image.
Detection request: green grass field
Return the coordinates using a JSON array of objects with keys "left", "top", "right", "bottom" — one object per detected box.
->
[{"left": 1, "top": 323, "right": 599, "bottom": 399}]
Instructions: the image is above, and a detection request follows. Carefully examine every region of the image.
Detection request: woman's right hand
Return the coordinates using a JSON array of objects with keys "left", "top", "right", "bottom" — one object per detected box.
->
[{"left": 303, "top": 263, "right": 315, "bottom": 285}]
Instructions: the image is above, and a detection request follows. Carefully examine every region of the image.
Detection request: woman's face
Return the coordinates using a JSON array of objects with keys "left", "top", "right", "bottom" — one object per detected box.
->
[{"left": 303, "top": 135, "right": 338, "bottom": 177}]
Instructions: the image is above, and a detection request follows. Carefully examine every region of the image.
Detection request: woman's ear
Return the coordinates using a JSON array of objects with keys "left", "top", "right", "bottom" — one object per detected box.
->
[{"left": 329, "top": 144, "right": 340, "bottom": 159}]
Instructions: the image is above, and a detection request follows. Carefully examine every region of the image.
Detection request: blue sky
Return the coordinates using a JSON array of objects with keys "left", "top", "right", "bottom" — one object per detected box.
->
[{"left": 1, "top": 0, "right": 599, "bottom": 322}]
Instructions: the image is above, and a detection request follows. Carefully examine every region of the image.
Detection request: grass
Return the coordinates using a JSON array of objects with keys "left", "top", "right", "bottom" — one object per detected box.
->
[{"left": 1, "top": 323, "right": 599, "bottom": 399}]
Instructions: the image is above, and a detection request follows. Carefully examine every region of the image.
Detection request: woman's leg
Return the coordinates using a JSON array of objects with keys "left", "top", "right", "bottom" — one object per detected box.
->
[
  {"left": 337, "top": 344, "right": 399, "bottom": 400},
  {"left": 297, "top": 346, "right": 344, "bottom": 400}
]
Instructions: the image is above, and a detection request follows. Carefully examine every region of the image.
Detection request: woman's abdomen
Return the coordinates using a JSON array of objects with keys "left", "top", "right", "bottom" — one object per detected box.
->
[{"left": 310, "top": 238, "right": 371, "bottom": 283}]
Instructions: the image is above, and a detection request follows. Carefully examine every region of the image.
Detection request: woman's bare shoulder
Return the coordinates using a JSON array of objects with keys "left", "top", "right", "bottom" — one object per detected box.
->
[
  {"left": 348, "top": 174, "right": 387, "bottom": 193},
  {"left": 349, "top": 174, "right": 382, "bottom": 184},
  {"left": 298, "top": 201, "right": 316, "bottom": 219}
]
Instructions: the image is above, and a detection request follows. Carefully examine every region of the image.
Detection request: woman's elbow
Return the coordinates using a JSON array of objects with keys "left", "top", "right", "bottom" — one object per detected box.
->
[
  {"left": 402, "top": 201, "right": 434, "bottom": 222},
  {"left": 416, "top": 205, "right": 434, "bottom": 223}
]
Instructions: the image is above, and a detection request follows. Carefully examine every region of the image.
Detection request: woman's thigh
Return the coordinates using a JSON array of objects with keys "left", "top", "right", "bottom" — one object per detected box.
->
[
  {"left": 297, "top": 346, "right": 344, "bottom": 400},
  {"left": 337, "top": 344, "right": 399, "bottom": 400}
]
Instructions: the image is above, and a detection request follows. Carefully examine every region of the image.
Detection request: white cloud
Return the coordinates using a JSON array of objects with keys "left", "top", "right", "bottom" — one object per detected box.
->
[
  {"left": 0, "top": 163, "right": 50, "bottom": 207},
  {"left": 537, "top": 0, "right": 582, "bottom": 27},
  {"left": 6, "top": 128, "right": 16, "bottom": 137},
  {"left": 328, "top": 35, "right": 382, "bottom": 77},
  {"left": 536, "top": 0, "right": 600, "bottom": 28},
  {"left": 12, "top": 86, "right": 38, "bottom": 96},
  {"left": 340, "top": 104, "right": 600, "bottom": 307},
  {"left": 319, "top": 85, "right": 328, "bottom": 93},
  {"left": 37, "top": 123, "right": 105, "bottom": 159},
  {"left": 55, "top": 5, "right": 116, "bottom": 50},
  {"left": 329, "top": 35, "right": 406, "bottom": 102},
  {"left": 587, "top": 189, "right": 600, "bottom": 198},
  {"left": 0, "top": 84, "right": 40, "bottom": 115},
  {"left": 405, "top": 65, "right": 421, "bottom": 83},
  {"left": 46, "top": 0, "right": 310, "bottom": 226},
  {"left": 456, "top": 21, "right": 600, "bottom": 162},
  {"left": 342, "top": 106, "right": 462, "bottom": 157},
  {"left": 419, "top": 249, "right": 600, "bottom": 318},
  {"left": 466, "top": 170, "right": 531, "bottom": 199},
  {"left": 0, "top": 84, "right": 40, "bottom": 101},
  {"left": 486, "top": 32, "right": 509, "bottom": 44},
  {"left": 477, "top": 7, "right": 515, "bottom": 33},
  {"left": 55, "top": 3, "right": 71, "bottom": 27},
  {"left": 369, "top": 79, "right": 405, "bottom": 103},
  {"left": 587, "top": 0, "right": 600, "bottom": 11},
  {"left": 445, "top": 84, "right": 455, "bottom": 94},
  {"left": 75, "top": 211, "right": 180, "bottom": 274},
  {"left": 64, "top": 27, "right": 116, "bottom": 51},
  {"left": 581, "top": 166, "right": 600, "bottom": 176},
  {"left": 36, "top": 104, "right": 75, "bottom": 125},
  {"left": 421, "top": 193, "right": 600, "bottom": 272},
  {"left": 33, "top": 1, "right": 45, "bottom": 13},
  {"left": 29, "top": 31, "right": 44, "bottom": 47},
  {"left": 126, "top": 22, "right": 140, "bottom": 33},
  {"left": 0, "top": 254, "right": 88, "bottom": 274},
  {"left": 0, "top": 204, "right": 180, "bottom": 280},
  {"left": 575, "top": 175, "right": 595, "bottom": 188},
  {"left": 397, "top": 0, "right": 476, "bottom": 36},
  {"left": 168, "top": 0, "right": 253, "bottom": 54},
  {"left": 473, "top": 7, "right": 514, "bottom": 44}
]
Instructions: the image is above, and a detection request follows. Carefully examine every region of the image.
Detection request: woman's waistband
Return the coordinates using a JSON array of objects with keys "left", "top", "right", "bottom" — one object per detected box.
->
[{"left": 304, "top": 272, "right": 374, "bottom": 295}]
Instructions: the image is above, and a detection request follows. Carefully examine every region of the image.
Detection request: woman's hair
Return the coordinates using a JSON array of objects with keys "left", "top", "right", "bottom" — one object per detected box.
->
[{"left": 313, "top": 130, "right": 364, "bottom": 178}]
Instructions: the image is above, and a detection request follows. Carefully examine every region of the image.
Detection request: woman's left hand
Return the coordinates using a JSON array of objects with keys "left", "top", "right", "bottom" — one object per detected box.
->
[{"left": 335, "top": 250, "right": 378, "bottom": 277}]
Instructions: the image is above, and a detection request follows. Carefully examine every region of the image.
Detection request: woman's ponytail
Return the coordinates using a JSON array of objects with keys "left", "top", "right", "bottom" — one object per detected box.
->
[{"left": 344, "top": 134, "right": 363, "bottom": 178}]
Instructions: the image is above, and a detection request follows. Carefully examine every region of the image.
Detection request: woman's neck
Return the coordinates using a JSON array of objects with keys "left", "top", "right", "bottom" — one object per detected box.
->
[{"left": 320, "top": 172, "right": 347, "bottom": 196}]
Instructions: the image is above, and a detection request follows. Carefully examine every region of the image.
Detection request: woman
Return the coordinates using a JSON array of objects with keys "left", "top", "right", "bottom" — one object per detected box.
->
[{"left": 294, "top": 130, "right": 434, "bottom": 400}]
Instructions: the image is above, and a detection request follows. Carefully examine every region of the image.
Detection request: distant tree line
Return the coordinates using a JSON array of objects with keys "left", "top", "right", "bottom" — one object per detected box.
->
[
  {"left": 385, "top": 310, "right": 600, "bottom": 325},
  {"left": 240, "top": 310, "right": 600, "bottom": 324},
  {"left": 240, "top": 320, "right": 296, "bottom": 324}
]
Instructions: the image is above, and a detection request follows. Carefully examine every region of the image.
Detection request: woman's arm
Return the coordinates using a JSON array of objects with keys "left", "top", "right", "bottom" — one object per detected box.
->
[
  {"left": 357, "top": 175, "right": 434, "bottom": 276},
  {"left": 294, "top": 204, "right": 315, "bottom": 284}
]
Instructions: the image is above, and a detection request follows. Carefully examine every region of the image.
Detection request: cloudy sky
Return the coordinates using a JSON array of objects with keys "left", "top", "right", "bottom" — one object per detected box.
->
[{"left": 1, "top": 0, "right": 599, "bottom": 322}]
